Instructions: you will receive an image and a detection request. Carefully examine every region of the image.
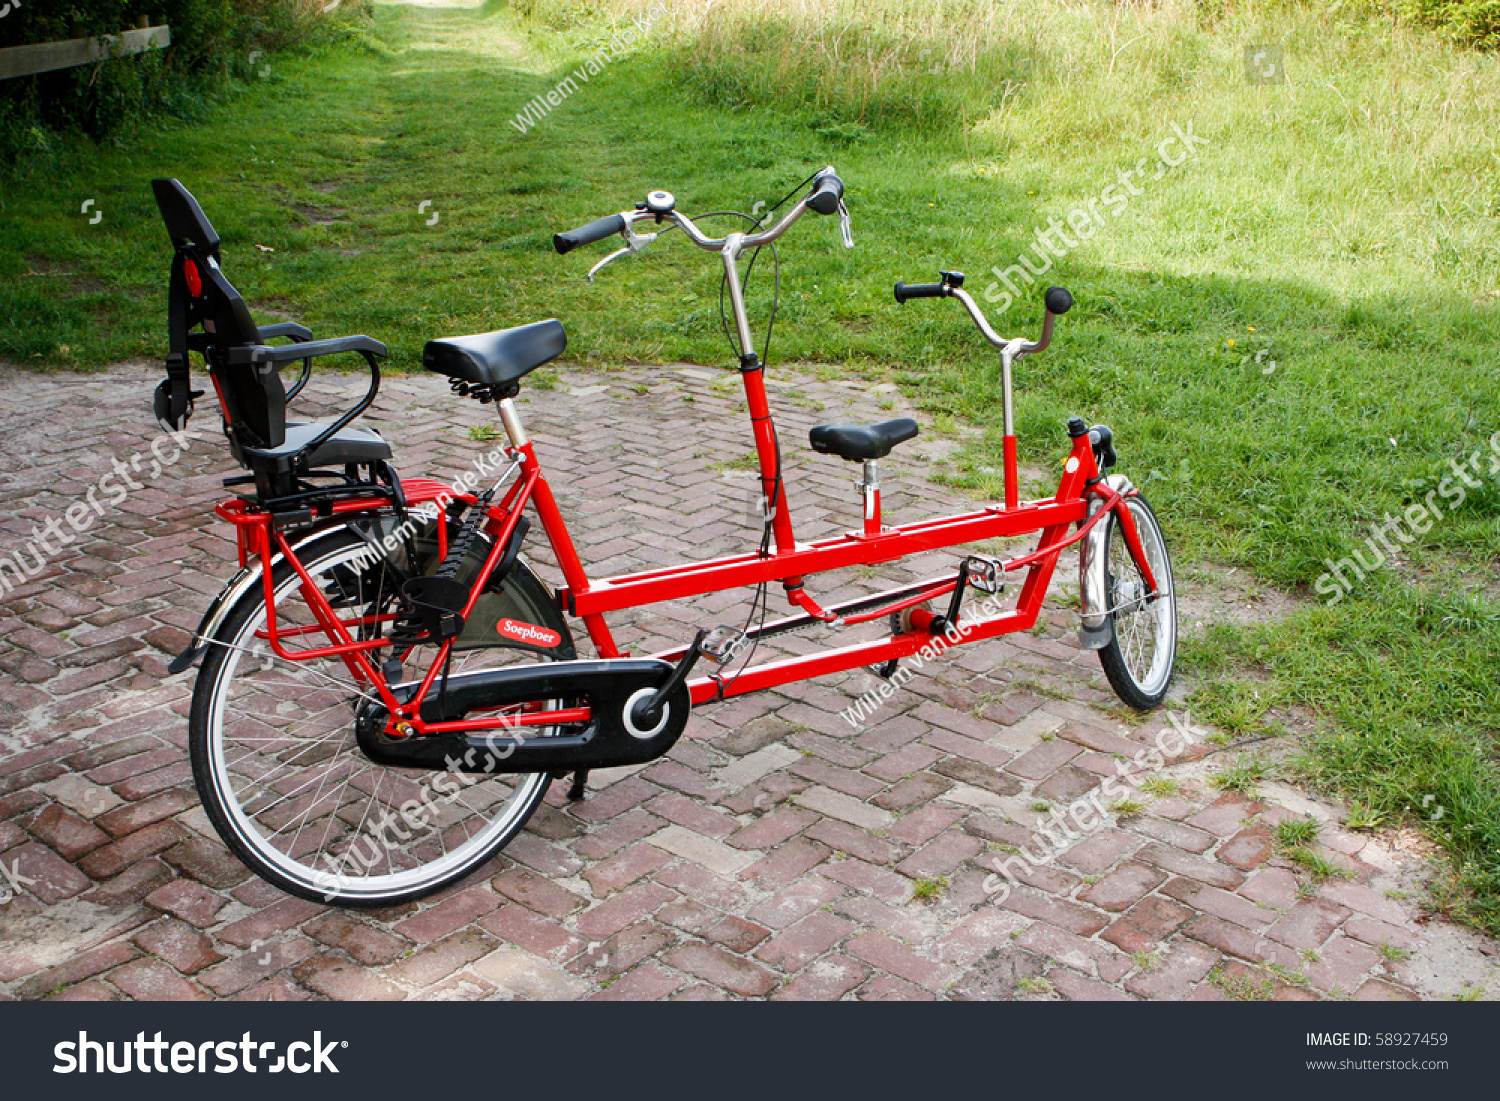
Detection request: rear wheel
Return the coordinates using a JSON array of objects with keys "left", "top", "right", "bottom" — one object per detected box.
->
[
  {"left": 188, "top": 528, "right": 554, "bottom": 907},
  {"left": 1097, "top": 495, "right": 1176, "bottom": 709}
]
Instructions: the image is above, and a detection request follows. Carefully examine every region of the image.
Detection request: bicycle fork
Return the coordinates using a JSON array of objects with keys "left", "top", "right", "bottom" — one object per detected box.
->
[{"left": 1078, "top": 473, "right": 1157, "bottom": 649}]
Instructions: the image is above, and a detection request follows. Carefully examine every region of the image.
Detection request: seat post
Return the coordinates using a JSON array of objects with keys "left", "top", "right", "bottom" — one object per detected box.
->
[
  {"left": 859, "top": 460, "right": 881, "bottom": 535},
  {"left": 496, "top": 396, "right": 529, "bottom": 448}
]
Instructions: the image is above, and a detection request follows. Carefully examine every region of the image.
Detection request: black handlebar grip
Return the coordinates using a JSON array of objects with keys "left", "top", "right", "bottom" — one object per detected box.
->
[
  {"left": 1044, "top": 286, "right": 1074, "bottom": 315},
  {"left": 553, "top": 213, "right": 627, "bottom": 255},
  {"left": 807, "top": 173, "right": 845, "bottom": 215},
  {"left": 893, "top": 281, "right": 946, "bottom": 304}
]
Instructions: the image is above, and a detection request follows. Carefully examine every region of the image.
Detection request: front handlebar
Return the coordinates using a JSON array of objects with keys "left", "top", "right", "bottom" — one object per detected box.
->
[
  {"left": 895, "top": 271, "right": 1072, "bottom": 355},
  {"left": 553, "top": 167, "right": 849, "bottom": 265}
]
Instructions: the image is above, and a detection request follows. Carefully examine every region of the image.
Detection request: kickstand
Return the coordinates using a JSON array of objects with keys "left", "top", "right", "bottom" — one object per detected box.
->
[{"left": 567, "top": 769, "right": 589, "bottom": 801}]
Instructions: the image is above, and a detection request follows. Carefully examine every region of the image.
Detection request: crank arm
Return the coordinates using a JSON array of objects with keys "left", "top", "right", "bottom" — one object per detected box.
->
[{"left": 634, "top": 629, "right": 706, "bottom": 727}]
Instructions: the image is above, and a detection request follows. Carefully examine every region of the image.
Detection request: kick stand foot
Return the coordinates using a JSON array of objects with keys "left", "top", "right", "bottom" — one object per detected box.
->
[{"left": 567, "top": 769, "right": 590, "bottom": 801}]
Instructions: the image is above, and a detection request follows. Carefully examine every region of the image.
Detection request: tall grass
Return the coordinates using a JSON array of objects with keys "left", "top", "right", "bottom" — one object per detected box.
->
[
  {"left": 514, "top": 0, "right": 1499, "bottom": 299},
  {"left": 514, "top": 0, "right": 1016, "bottom": 126}
]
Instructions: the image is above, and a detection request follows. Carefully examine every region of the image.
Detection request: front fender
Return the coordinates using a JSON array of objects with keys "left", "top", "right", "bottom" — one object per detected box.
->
[{"left": 1077, "top": 474, "right": 1135, "bottom": 650}]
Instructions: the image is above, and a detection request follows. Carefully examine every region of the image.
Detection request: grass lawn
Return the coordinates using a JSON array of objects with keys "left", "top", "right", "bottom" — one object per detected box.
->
[{"left": 3, "top": 0, "right": 1498, "bottom": 931}]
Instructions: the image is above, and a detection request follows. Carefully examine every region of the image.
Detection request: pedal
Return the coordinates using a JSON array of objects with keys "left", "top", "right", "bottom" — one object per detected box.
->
[
  {"left": 700, "top": 625, "right": 749, "bottom": 665},
  {"left": 964, "top": 554, "right": 1006, "bottom": 596},
  {"left": 938, "top": 554, "right": 1007, "bottom": 632}
]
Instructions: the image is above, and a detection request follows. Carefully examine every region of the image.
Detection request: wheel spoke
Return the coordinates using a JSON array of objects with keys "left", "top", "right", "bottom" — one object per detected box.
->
[{"left": 310, "top": 760, "right": 373, "bottom": 871}]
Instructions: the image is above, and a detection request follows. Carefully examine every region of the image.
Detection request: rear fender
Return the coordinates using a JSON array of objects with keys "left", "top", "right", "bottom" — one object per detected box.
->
[
  {"left": 167, "top": 524, "right": 347, "bottom": 674},
  {"left": 168, "top": 519, "right": 574, "bottom": 674}
]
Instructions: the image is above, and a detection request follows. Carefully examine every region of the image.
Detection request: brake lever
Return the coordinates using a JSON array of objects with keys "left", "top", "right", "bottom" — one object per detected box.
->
[
  {"left": 585, "top": 245, "right": 633, "bottom": 283},
  {"left": 837, "top": 199, "right": 854, "bottom": 249},
  {"left": 585, "top": 222, "right": 675, "bottom": 282}
]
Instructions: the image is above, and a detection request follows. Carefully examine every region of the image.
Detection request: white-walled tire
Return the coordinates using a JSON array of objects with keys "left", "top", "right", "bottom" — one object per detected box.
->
[
  {"left": 1097, "top": 495, "right": 1176, "bottom": 709},
  {"left": 188, "top": 529, "right": 551, "bottom": 907}
]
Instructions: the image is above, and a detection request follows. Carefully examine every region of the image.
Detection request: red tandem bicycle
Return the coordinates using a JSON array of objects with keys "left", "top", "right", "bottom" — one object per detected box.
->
[{"left": 149, "top": 168, "right": 1176, "bottom": 905}]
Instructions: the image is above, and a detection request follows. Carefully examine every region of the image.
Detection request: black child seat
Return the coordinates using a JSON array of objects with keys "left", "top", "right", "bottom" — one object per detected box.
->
[
  {"left": 150, "top": 177, "right": 391, "bottom": 502},
  {"left": 423, "top": 320, "right": 567, "bottom": 392},
  {"left": 809, "top": 417, "right": 920, "bottom": 462}
]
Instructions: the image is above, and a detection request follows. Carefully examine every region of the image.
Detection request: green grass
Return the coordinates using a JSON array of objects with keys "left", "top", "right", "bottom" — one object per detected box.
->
[
  {"left": 1209, "top": 752, "right": 1267, "bottom": 796},
  {"left": 1190, "top": 584, "right": 1500, "bottom": 931},
  {"left": 911, "top": 875, "right": 949, "bottom": 901},
  {"left": 715, "top": 452, "right": 762, "bottom": 473},
  {"left": 1264, "top": 961, "right": 1311, "bottom": 988},
  {"left": 1131, "top": 950, "right": 1162, "bottom": 972},
  {"left": 1138, "top": 776, "right": 1180, "bottom": 798},
  {"left": 3, "top": 0, "right": 1500, "bottom": 929},
  {"left": 1343, "top": 799, "right": 1386, "bottom": 831},
  {"left": 1209, "top": 967, "right": 1276, "bottom": 1001},
  {"left": 1272, "top": 815, "right": 1321, "bottom": 849},
  {"left": 1285, "top": 845, "right": 1355, "bottom": 883}
]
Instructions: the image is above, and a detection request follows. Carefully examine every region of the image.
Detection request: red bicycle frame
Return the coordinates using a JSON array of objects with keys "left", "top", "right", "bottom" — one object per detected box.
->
[{"left": 214, "top": 362, "right": 1155, "bottom": 740}]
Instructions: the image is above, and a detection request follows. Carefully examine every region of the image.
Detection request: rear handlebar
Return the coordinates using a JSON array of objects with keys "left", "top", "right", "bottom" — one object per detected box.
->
[{"left": 894, "top": 270, "right": 1072, "bottom": 354}]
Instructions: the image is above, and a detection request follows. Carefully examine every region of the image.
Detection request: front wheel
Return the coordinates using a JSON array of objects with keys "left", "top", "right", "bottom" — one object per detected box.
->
[{"left": 1097, "top": 495, "right": 1177, "bottom": 709}]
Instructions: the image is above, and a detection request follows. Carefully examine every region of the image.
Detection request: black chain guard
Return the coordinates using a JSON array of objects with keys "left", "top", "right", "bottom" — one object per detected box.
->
[{"left": 355, "top": 658, "right": 689, "bottom": 775}]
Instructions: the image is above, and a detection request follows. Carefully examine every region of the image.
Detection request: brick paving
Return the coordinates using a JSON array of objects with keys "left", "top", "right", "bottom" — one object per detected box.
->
[{"left": 0, "top": 359, "right": 1495, "bottom": 1001}]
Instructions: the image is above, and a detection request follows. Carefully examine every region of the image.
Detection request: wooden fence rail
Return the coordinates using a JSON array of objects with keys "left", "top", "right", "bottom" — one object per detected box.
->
[{"left": 0, "top": 24, "right": 172, "bottom": 81}]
